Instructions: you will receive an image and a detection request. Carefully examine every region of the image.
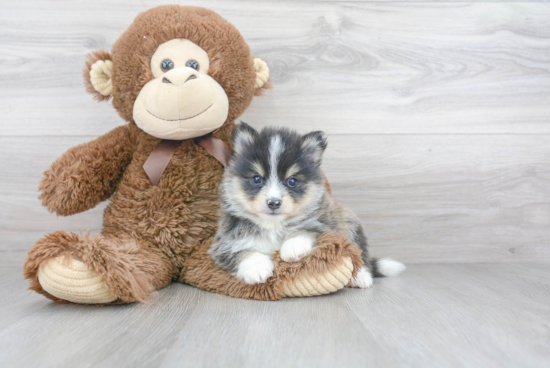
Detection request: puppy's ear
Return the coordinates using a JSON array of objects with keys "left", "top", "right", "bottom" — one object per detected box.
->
[
  {"left": 232, "top": 122, "right": 258, "bottom": 155},
  {"left": 84, "top": 50, "right": 113, "bottom": 101},
  {"left": 302, "top": 131, "right": 327, "bottom": 165}
]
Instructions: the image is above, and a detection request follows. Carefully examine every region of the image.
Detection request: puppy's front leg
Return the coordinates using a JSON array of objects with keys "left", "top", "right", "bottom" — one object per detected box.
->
[
  {"left": 280, "top": 231, "right": 319, "bottom": 263},
  {"left": 210, "top": 238, "right": 275, "bottom": 285},
  {"left": 236, "top": 250, "right": 275, "bottom": 285}
]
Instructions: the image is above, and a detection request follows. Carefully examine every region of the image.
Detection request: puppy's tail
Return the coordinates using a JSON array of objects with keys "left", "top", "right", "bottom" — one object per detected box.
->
[{"left": 370, "top": 258, "right": 406, "bottom": 278}]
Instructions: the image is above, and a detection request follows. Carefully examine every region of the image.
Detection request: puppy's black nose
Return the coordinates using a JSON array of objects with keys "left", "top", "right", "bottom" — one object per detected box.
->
[{"left": 267, "top": 199, "right": 281, "bottom": 210}]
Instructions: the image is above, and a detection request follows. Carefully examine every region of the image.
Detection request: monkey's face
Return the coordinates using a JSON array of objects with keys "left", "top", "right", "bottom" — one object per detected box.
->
[
  {"left": 83, "top": 6, "right": 271, "bottom": 140},
  {"left": 133, "top": 39, "right": 230, "bottom": 140}
]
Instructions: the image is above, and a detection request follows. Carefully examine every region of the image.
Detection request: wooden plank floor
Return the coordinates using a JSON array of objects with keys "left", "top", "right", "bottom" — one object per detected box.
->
[{"left": 1, "top": 264, "right": 549, "bottom": 368}]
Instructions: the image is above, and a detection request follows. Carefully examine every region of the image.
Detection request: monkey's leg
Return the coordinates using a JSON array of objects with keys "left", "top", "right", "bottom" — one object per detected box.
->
[
  {"left": 180, "top": 232, "right": 363, "bottom": 300},
  {"left": 23, "top": 231, "right": 173, "bottom": 304}
]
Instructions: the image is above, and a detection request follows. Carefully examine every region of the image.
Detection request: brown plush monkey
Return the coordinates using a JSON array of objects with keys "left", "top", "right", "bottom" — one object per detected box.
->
[{"left": 23, "top": 5, "right": 362, "bottom": 304}]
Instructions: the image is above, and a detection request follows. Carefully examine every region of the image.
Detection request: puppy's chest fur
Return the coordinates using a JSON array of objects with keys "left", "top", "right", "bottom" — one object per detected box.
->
[
  {"left": 223, "top": 216, "right": 318, "bottom": 255},
  {"left": 243, "top": 228, "right": 283, "bottom": 255}
]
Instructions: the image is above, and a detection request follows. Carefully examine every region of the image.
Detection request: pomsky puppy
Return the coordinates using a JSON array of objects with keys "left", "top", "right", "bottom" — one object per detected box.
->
[{"left": 209, "top": 123, "right": 405, "bottom": 287}]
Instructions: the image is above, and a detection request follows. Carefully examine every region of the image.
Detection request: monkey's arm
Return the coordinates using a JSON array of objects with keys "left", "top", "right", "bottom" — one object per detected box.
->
[{"left": 39, "top": 125, "right": 135, "bottom": 216}]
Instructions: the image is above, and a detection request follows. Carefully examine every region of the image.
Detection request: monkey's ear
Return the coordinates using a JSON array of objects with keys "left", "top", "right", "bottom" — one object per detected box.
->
[
  {"left": 84, "top": 50, "right": 113, "bottom": 101},
  {"left": 232, "top": 122, "right": 258, "bottom": 155},
  {"left": 302, "top": 131, "right": 328, "bottom": 166},
  {"left": 253, "top": 57, "right": 271, "bottom": 96}
]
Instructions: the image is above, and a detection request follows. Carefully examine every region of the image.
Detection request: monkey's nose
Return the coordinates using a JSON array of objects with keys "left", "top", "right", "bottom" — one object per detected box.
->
[
  {"left": 162, "top": 69, "right": 198, "bottom": 85},
  {"left": 267, "top": 199, "right": 281, "bottom": 210}
]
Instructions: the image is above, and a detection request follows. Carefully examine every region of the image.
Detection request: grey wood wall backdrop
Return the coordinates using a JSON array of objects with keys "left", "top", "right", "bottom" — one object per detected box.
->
[{"left": 1, "top": 0, "right": 549, "bottom": 266}]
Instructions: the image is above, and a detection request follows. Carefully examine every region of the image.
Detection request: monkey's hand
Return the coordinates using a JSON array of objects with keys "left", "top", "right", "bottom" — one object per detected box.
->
[{"left": 39, "top": 125, "right": 134, "bottom": 216}]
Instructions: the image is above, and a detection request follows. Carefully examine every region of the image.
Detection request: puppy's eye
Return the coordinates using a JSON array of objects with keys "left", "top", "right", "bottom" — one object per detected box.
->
[
  {"left": 287, "top": 177, "right": 298, "bottom": 187},
  {"left": 161, "top": 59, "right": 174, "bottom": 72},
  {"left": 253, "top": 175, "right": 263, "bottom": 185},
  {"left": 186, "top": 60, "right": 199, "bottom": 70}
]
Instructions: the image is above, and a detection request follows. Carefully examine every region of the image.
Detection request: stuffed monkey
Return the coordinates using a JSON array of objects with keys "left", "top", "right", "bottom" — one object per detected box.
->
[{"left": 23, "top": 5, "right": 362, "bottom": 304}]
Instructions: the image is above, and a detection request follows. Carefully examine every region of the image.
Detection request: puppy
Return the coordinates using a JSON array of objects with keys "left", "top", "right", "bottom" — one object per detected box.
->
[{"left": 209, "top": 123, "right": 405, "bottom": 286}]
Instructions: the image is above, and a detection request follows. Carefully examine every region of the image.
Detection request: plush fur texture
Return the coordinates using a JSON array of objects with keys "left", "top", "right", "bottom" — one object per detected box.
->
[
  {"left": 182, "top": 232, "right": 363, "bottom": 300},
  {"left": 109, "top": 5, "right": 259, "bottom": 124},
  {"left": 24, "top": 230, "right": 172, "bottom": 304},
  {"left": 38, "top": 125, "right": 136, "bottom": 216},
  {"left": 23, "top": 5, "right": 364, "bottom": 304}
]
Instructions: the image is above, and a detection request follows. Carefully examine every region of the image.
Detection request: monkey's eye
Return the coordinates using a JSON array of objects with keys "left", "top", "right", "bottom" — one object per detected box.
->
[
  {"left": 252, "top": 175, "right": 263, "bottom": 185},
  {"left": 287, "top": 177, "right": 298, "bottom": 187},
  {"left": 161, "top": 59, "right": 174, "bottom": 72},
  {"left": 186, "top": 60, "right": 199, "bottom": 70}
]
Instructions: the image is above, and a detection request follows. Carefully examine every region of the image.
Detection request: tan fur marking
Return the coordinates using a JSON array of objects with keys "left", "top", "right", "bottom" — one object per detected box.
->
[
  {"left": 285, "top": 163, "right": 300, "bottom": 179},
  {"left": 252, "top": 161, "right": 265, "bottom": 177}
]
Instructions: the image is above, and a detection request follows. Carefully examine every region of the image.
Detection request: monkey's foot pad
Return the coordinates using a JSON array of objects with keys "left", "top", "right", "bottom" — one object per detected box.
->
[
  {"left": 282, "top": 256, "right": 353, "bottom": 297},
  {"left": 38, "top": 256, "right": 117, "bottom": 304}
]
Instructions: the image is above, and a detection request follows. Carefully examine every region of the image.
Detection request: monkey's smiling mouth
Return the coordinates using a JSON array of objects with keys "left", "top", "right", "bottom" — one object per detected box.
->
[{"left": 147, "top": 103, "right": 213, "bottom": 122}]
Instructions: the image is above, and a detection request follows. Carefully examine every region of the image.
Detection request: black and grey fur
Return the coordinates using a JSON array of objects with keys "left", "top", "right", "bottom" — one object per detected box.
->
[{"left": 209, "top": 123, "right": 405, "bottom": 286}]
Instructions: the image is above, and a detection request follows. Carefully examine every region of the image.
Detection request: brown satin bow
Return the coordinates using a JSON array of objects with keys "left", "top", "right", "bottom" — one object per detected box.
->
[{"left": 143, "top": 135, "right": 231, "bottom": 186}]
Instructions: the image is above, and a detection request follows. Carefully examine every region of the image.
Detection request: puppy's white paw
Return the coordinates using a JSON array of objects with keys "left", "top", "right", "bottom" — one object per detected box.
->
[
  {"left": 280, "top": 234, "right": 315, "bottom": 263},
  {"left": 351, "top": 266, "right": 373, "bottom": 289},
  {"left": 236, "top": 252, "right": 275, "bottom": 285}
]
